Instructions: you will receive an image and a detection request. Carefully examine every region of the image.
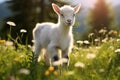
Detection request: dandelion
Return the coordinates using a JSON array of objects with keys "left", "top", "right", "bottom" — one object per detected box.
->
[
  {"left": 45, "top": 70, "right": 50, "bottom": 76},
  {"left": 48, "top": 66, "right": 54, "bottom": 72},
  {"left": 45, "top": 66, "right": 58, "bottom": 76},
  {"left": 19, "top": 68, "right": 30, "bottom": 75},
  {"left": 7, "top": 21, "right": 16, "bottom": 26},
  {"left": 53, "top": 58, "right": 68, "bottom": 66},
  {"left": 0, "top": 40, "right": 6, "bottom": 43},
  {"left": 115, "top": 49, "right": 120, "bottom": 53},
  {"left": 74, "top": 62, "right": 85, "bottom": 68},
  {"left": 13, "top": 57, "right": 19, "bottom": 62},
  {"left": 20, "top": 29, "right": 27, "bottom": 33},
  {"left": 86, "top": 53, "right": 96, "bottom": 59},
  {"left": 53, "top": 70, "right": 58, "bottom": 75}
]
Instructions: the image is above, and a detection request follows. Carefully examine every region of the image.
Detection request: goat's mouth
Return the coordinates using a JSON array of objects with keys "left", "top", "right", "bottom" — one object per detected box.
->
[{"left": 65, "top": 22, "right": 72, "bottom": 26}]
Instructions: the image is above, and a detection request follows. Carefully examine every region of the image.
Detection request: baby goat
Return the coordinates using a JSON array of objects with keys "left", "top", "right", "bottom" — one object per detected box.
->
[{"left": 33, "top": 3, "right": 80, "bottom": 65}]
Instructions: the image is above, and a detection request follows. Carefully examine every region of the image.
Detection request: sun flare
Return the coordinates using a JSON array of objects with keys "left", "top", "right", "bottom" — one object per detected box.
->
[
  {"left": 83, "top": 0, "right": 97, "bottom": 8},
  {"left": 73, "top": 0, "right": 97, "bottom": 8}
]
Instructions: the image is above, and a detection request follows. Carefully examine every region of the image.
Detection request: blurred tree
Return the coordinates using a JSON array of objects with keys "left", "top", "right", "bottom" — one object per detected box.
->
[
  {"left": 2, "top": 0, "right": 68, "bottom": 44},
  {"left": 87, "top": 0, "right": 115, "bottom": 38}
]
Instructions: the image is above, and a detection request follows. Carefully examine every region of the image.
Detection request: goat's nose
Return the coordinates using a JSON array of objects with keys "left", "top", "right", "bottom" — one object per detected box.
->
[{"left": 67, "top": 19, "right": 71, "bottom": 23}]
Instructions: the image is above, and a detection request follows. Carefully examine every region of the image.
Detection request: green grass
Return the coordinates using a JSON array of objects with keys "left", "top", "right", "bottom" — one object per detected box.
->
[{"left": 0, "top": 40, "right": 120, "bottom": 80}]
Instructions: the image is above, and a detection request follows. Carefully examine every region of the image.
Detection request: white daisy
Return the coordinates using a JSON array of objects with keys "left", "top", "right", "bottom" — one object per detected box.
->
[
  {"left": 5, "top": 41, "right": 14, "bottom": 46},
  {"left": 7, "top": 21, "right": 16, "bottom": 26},
  {"left": 83, "top": 40, "right": 90, "bottom": 44},
  {"left": 76, "top": 40, "right": 83, "bottom": 44},
  {"left": 19, "top": 68, "right": 30, "bottom": 75},
  {"left": 86, "top": 53, "right": 96, "bottom": 59},
  {"left": 74, "top": 62, "right": 85, "bottom": 68},
  {"left": 20, "top": 29, "right": 27, "bottom": 33},
  {"left": 115, "top": 49, "right": 120, "bottom": 53}
]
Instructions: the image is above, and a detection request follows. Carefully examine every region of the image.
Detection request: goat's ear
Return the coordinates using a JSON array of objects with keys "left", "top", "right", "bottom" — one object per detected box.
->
[
  {"left": 74, "top": 4, "right": 81, "bottom": 14},
  {"left": 52, "top": 3, "right": 60, "bottom": 14}
]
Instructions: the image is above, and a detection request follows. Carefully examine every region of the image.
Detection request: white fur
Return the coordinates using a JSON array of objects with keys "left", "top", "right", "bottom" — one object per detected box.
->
[{"left": 33, "top": 3, "right": 80, "bottom": 64}]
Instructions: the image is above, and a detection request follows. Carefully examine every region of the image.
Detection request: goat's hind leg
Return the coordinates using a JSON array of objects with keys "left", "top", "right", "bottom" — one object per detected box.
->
[{"left": 33, "top": 42, "right": 42, "bottom": 62}]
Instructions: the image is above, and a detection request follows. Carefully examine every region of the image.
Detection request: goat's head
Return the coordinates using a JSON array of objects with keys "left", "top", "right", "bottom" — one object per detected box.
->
[{"left": 52, "top": 3, "right": 80, "bottom": 26}]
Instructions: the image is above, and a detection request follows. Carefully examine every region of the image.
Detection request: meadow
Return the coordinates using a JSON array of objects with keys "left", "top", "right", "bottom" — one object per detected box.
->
[{"left": 0, "top": 22, "right": 120, "bottom": 80}]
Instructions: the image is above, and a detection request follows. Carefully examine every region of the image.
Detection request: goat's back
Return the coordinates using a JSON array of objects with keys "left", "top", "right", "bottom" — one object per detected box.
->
[{"left": 33, "top": 22, "right": 57, "bottom": 48}]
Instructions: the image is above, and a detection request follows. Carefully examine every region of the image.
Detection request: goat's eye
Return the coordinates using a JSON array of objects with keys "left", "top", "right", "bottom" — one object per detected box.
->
[{"left": 61, "top": 14, "right": 64, "bottom": 18}]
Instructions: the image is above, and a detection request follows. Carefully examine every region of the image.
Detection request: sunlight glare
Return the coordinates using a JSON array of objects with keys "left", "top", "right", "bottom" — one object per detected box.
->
[
  {"left": 73, "top": 0, "right": 97, "bottom": 8},
  {"left": 83, "top": 0, "right": 97, "bottom": 8}
]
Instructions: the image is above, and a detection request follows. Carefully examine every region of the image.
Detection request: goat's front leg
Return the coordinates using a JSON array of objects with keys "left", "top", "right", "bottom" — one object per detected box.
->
[
  {"left": 62, "top": 48, "right": 71, "bottom": 66},
  {"left": 47, "top": 43, "right": 59, "bottom": 65}
]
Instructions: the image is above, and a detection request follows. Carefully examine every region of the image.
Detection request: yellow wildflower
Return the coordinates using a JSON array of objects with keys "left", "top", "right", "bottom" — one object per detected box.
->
[
  {"left": 113, "top": 31, "right": 118, "bottom": 35},
  {"left": 13, "top": 57, "right": 19, "bottom": 62},
  {"left": 0, "top": 40, "right": 6, "bottom": 43},
  {"left": 53, "top": 70, "right": 58, "bottom": 75},
  {"left": 48, "top": 66, "right": 54, "bottom": 72},
  {"left": 45, "top": 70, "right": 50, "bottom": 76}
]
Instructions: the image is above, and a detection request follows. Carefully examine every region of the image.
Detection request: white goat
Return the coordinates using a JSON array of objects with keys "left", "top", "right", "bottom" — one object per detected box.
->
[{"left": 33, "top": 3, "right": 80, "bottom": 65}]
